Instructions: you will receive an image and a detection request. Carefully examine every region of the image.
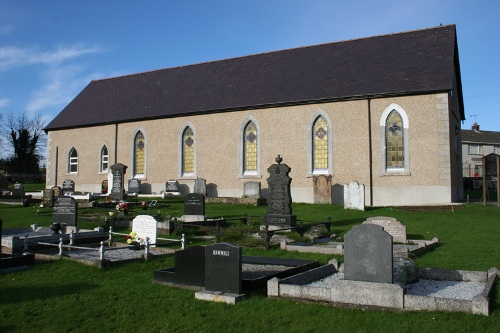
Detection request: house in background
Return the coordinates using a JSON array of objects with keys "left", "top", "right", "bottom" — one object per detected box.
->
[
  {"left": 44, "top": 25, "right": 465, "bottom": 207},
  {"left": 462, "top": 123, "right": 500, "bottom": 190}
]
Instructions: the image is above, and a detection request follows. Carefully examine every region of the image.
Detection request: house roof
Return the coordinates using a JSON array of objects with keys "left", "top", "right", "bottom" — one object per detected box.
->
[
  {"left": 45, "top": 25, "right": 464, "bottom": 131},
  {"left": 462, "top": 129, "right": 500, "bottom": 145}
]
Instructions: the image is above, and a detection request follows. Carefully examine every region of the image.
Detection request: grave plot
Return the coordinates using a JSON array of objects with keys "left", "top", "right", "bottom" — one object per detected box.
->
[{"left": 268, "top": 224, "right": 499, "bottom": 316}]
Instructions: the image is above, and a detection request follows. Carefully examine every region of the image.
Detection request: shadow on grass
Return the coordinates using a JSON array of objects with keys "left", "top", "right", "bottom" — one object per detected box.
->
[{"left": 0, "top": 282, "right": 99, "bottom": 305}]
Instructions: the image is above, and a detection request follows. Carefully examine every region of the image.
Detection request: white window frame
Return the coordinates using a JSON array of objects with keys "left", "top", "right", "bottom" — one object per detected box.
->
[
  {"left": 178, "top": 123, "right": 197, "bottom": 178},
  {"left": 131, "top": 128, "right": 147, "bottom": 179},
  {"left": 380, "top": 103, "right": 410, "bottom": 175},
  {"left": 100, "top": 145, "right": 109, "bottom": 173},
  {"left": 307, "top": 111, "right": 333, "bottom": 176},
  {"left": 468, "top": 145, "right": 483, "bottom": 155},
  {"left": 68, "top": 147, "right": 78, "bottom": 174},
  {"left": 238, "top": 116, "right": 261, "bottom": 178}
]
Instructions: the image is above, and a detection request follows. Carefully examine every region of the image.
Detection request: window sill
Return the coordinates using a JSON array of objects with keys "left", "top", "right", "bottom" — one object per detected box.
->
[{"left": 381, "top": 170, "right": 411, "bottom": 176}]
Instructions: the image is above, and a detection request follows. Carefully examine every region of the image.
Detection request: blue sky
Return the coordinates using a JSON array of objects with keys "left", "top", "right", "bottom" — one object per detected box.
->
[{"left": 1, "top": 0, "right": 499, "bottom": 132}]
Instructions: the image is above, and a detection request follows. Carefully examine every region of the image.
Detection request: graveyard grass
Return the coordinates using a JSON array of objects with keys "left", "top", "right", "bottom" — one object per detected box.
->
[{"left": 1, "top": 201, "right": 499, "bottom": 332}]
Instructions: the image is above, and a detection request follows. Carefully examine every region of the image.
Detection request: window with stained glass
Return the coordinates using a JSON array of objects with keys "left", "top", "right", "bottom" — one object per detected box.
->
[
  {"left": 69, "top": 148, "right": 78, "bottom": 173},
  {"left": 134, "top": 131, "right": 145, "bottom": 175},
  {"left": 244, "top": 121, "right": 257, "bottom": 173},
  {"left": 313, "top": 116, "right": 328, "bottom": 171},
  {"left": 182, "top": 127, "right": 194, "bottom": 175},
  {"left": 385, "top": 110, "right": 404, "bottom": 168},
  {"left": 100, "top": 145, "right": 109, "bottom": 173}
]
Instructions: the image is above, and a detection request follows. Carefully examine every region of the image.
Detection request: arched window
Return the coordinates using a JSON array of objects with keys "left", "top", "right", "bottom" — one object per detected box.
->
[
  {"left": 243, "top": 121, "right": 258, "bottom": 175},
  {"left": 100, "top": 145, "right": 109, "bottom": 173},
  {"left": 134, "top": 131, "right": 145, "bottom": 177},
  {"left": 312, "top": 116, "right": 329, "bottom": 173},
  {"left": 182, "top": 126, "right": 195, "bottom": 176},
  {"left": 380, "top": 103, "right": 410, "bottom": 175},
  {"left": 385, "top": 110, "right": 404, "bottom": 169},
  {"left": 68, "top": 148, "right": 78, "bottom": 173}
]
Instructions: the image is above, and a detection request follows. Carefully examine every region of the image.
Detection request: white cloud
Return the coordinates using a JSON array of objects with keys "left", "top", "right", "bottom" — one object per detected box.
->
[
  {"left": 0, "top": 44, "right": 104, "bottom": 71},
  {"left": 0, "top": 98, "right": 9, "bottom": 108}
]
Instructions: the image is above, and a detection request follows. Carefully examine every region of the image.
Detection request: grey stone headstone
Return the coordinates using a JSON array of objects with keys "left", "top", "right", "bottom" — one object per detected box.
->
[
  {"left": 11, "top": 183, "right": 25, "bottom": 198},
  {"left": 110, "top": 163, "right": 127, "bottom": 201},
  {"left": 344, "top": 224, "right": 393, "bottom": 283},
  {"left": 363, "top": 216, "right": 407, "bottom": 243},
  {"left": 166, "top": 179, "right": 179, "bottom": 192},
  {"left": 62, "top": 179, "right": 75, "bottom": 195},
  {"left": 51, "top": 186, "right": 62, "bottom": 202},
  {"left": 344, "top": 180, "right": 365, "bottom": 210},
  {"left": 128, "top": 178, "right": 141, "bottom": 194},
  {"left": 263, "top": 155, "right": 296, "bottom": 227},
  {"left": 174, "top": 246, "right": 206, "bottom": 287},
  {"left": 183, "top": 193, "right": 205, "bottom": 216},
  {"left": 243, "top": 181, "right": 261, "bottom": 198},
  {"left": 194, "top": 178, "right": 207, "bottom": 195},
  {"left": 42, "top": 189, "right": 53, "bottom": 207},
  {"left": 53, "top": 197, "right": 78, "bottom": 226},
  {"left": 205, "top": 243, "right": 242, "bottom": 294},
  {"left": 313, "top": 175, "right": 332, "bottom": 204}
]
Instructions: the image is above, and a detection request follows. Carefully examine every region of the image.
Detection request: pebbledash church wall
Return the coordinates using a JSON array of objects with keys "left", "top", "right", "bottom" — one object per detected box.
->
[{"left": 46, "top": 92, "right": 457, "bottom": 206}]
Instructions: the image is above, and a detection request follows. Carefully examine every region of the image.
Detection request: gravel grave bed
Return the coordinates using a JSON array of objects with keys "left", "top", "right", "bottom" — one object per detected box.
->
[{"left": 242, "top": 264, "right": 289, "bottom": 279}]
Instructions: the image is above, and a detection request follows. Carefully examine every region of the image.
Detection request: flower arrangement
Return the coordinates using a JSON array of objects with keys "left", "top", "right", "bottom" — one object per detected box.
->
[
  {"left": 126, "top": 231, "right": 142, "bottom": 245},
  {"left": 116, "top": 202, "right": 129, "bottom": 213}
]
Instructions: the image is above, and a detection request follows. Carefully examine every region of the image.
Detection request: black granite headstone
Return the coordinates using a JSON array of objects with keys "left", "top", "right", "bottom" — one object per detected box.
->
[
  {"left": 62, "top": 179, "right": 75, "bottom": 195},
  {"left": 174, "top": 246, "right": 206, "bottom": 287},
  {"left": 184, "top": 193, "right": 205, "bottom": 216},
  {"left": 344, "top": 224, "right": 393, "bottom": 283},
  {"left": 0, "top": 176, "right": 8, "bottom": 192},
  {"left": 110, "top": 163, "right": 127, "bottom": 201},
  {"left": 128, "top": 178, "right": 141, "bottom": 194},
  {"left": 263, "top": 155, "right": 296, "bottom": 227},
  {"left": 53, "top": 197, "right": 78, "bottom": 226},
  {"left": 205, "top": 243, "right": 242, "bottom": 294},
  {"left": 11, "top": 183, "right": 25, "bottom": 198},
  {"left": 166, "top": 180, "right": 179, "bottom": 192}
]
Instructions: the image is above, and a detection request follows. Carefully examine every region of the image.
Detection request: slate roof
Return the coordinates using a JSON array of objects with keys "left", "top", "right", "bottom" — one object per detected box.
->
[
  {"left": 45, "top": 25, "right": 463, "bottom": 131},
  {"left": 462, "top": 129, "right": 500, "bottom": 145}
]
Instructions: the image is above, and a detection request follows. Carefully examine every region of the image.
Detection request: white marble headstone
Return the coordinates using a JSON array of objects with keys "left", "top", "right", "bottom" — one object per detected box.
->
[
  {"left": 132, "top": 215, "right": 158, "bottom": 247},
  {"left": 344, "top": 180, "right": 365, "bottom": 211}
]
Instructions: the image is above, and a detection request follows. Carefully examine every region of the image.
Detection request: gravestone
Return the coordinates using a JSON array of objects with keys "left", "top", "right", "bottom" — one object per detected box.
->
[
  {"left": 243, "top": 181, "right": 261, "bottom": 198},
  {"left": 344, "top": 180, "right": 365, "bottom": 211},
  {"left": 263, "top": 155, "right": 296, "bottom": 227},
  {"left": 313, "top": 175, "right": 332, "bottom": 204},
  {"left": 344, "top": 224, "right": 393, "bottom": 283},
  {"left": 62, "top": 179, "right": 75, "bottom": 195},
  {"left": 174, "top": 246, "right": 206, "bottom": 287},
  {"left": 110, "top": 163, "right": 127, "bottom": 201},
  {"left": 11, "top": 183, "right": 25, "bottom": 198},
  {"left": 0, "top": 176, "right": 8, "bottom": 192},
  {"left": 182, "top": 193, "right": 206, "bottom": 222},
  {"left": 194, "top": 178, "right": 207, "bottom": 195},
  {"left": 51, "top": 185, "right": 62, "bottom": 202},
  {"left": 131, "top": 215, "right": 157, "bottom": 246},
  {"left": 363, "top": 216, "right": 407, "bottom": 243},
  {"left": 205, "top": 243, "right": 242, "bottom": 294},
  {"left": 128, "top": 178, "right": 141, "bottom": 195},
  {"left": 42, "top": 189, "right": 53, "bottom": 207},
  {"left": 53, "top": 197, "right": 78, "bottom": 227},
  {"left": 165, "top": 179, "right": 179, "bottom": 192}
]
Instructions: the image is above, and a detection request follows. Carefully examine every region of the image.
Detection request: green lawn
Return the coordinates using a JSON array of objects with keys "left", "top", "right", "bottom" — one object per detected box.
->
[{"left": 1, "top": 201, "right": 499, "bottom": 332}]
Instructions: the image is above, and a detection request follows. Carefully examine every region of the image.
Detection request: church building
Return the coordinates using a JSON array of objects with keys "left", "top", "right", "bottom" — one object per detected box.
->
[{"left": 44, "top": 25, "right": 465, "bottom": 206}]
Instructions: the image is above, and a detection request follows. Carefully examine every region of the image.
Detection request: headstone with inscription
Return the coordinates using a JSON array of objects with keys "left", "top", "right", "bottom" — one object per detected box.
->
[
  {"left": 182, "top": 193, "right": 206, "bottom": 222},
  {"left": 243, "top": 181, "right": 261, "bottom": 198},
  {"left": 51, "top": 186, "right": 62, "bottom": 202},
  {"left": 194, "top": 178, "right": 207, "bottom": 195},
  {"left": 262, "top": 155, "right": 296, "bottom": 227},
  {"left": 363, "top": 216, "right": 407, "bottom": 243},
  {"left": 11, "top": 183, "right": 25, "bottom": 198},
  {"left": 42, "top": 189, "right": 53, "bottom": 207},
  {"left": 110, "top": 163, "right": 127, "bottom": 201},
  {"left": 204, "top": 243, "right": 242, "bottom": 294},
  {"left": 53, "top": 197, "right": 78, "bottom": 227},
  {"left": 128, "top": 178, "right": 141, "bottom": 195},
  {"left": 165, "top": 179, "right": 180, "bottom": 192},
  {"left": 344, "top": 224, "right": 393, "bottom": 283},
  {"left": 62, "top": 179, "right": 75, "bottom": 195},
  {"left": 132, "top": 215, "right": 157, "bottom": 246},
  {"left": 344, "top": 180, "right": 365, "bottom": 211}
]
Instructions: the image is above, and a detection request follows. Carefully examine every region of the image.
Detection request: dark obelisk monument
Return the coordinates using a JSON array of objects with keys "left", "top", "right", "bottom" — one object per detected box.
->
[{"left": 262, "top": 155, "right": 296, "bottom": 228}]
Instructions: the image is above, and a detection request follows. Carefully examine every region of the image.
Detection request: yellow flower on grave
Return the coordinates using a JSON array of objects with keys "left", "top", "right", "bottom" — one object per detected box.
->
[
  {"left": 130, "top": 232, "right": 137, "bottom": 238},
  {"left": 127, "top": 238, "right": 133, "bottom": 244}
]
